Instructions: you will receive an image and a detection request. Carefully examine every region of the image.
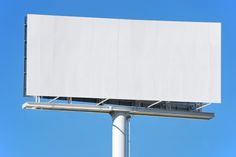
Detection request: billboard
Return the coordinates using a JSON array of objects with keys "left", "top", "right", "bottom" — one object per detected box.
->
[{"left": 25, "top": 14, "right": 221, "bottom": 103}]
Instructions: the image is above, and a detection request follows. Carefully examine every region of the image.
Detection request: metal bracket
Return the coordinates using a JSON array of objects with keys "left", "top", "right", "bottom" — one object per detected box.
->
[
  {"left": 196, "top": 103, "right": 212, "bottom": 110},
  {"left": 68, "top": 97, "right": 72, "bottom": 104},
  {"left": 48, "top": 96, "right": 60, "bottom": 103},
  {"left": 35, "top": 96, "right": 40, "bottom": 103},
  {"left": 148, "top": 101, "right": 162, "bottom": 108},
  {"left": 96, "top": 98, "right": 109, "bottom": 106}
]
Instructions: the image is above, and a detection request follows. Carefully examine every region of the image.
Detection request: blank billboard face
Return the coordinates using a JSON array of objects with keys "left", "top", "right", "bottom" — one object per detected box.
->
[{"left": 25, "top": 14, "right": 221, "bottom": 103}]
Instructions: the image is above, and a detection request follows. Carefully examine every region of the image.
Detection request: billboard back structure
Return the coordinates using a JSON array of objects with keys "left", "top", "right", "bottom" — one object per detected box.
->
[{"left": 25, "top": 14, "right": 221, "bottom": 103}]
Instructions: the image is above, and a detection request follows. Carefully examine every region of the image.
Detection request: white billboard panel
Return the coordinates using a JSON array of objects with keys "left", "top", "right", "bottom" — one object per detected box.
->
[{"left": 25, "top": 14, "right": 221, "bottom": 103}]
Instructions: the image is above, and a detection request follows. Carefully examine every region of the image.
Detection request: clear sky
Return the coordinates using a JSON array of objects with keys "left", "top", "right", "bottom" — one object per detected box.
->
[{"left": 0, "top": 0, "right": 235, "bottom": 157}]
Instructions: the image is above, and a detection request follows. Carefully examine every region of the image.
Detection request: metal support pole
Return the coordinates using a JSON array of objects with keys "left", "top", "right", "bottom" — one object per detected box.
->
[
  {"left": 111, "top": 112, "right": 129, "bottom": 157},
  {"left": 127, "top": 116, "right": 131, "bottom": 157}
]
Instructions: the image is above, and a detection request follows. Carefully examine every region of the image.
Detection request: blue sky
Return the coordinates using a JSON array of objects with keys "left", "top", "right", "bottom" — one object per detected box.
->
[{"left": 0, "top": 0, "right": 235, "bottom": 157}]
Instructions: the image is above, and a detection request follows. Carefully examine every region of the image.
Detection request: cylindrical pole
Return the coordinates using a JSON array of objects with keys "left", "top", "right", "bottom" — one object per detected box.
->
[{"left": 112, "top": 112, "right": 129, "bottom": 157}]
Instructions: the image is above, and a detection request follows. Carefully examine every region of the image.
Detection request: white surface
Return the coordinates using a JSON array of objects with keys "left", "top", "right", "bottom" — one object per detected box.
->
[
  {"left": 112, "top": 112, "right": 128, "bottom": 157},
  {"left": 26, "top": 14, "right": 221, "bottom": 103}
]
